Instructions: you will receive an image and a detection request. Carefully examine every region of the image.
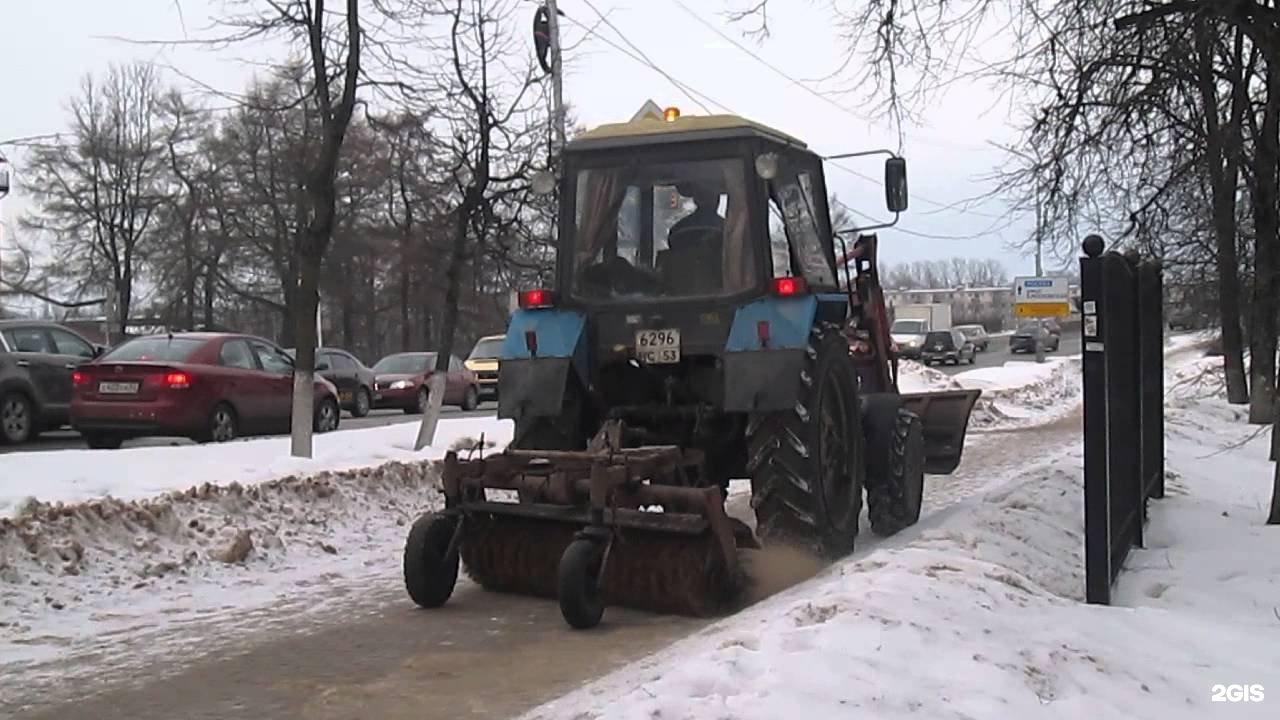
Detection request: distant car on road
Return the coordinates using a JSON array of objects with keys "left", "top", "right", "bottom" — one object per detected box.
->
[
  {"left": 0, "top": 320, "right": 104, "bottom": 445},
  {"left": 954, "top": 324, "right": 990, "bottom": 352},
  {"left": 920, "top": 329, "right": 977, "bottom": 366},
  {"left": 70, "top": 332, "right": 342, "bottom": 449},
  {"left": 371, "top": 352, "right": 480, "bottom": 413},
  {"left": 285, "top": 346, "right": 376, "bottom": 418},
  {"left": 1009, "top": 322, "right": 1060, "bottom": 354},
  {"left": 889, "top": 318, "right": 929, "bottom": 359},
  {"left": 465, "top": 334, "right": 505, "bottom": 401}
]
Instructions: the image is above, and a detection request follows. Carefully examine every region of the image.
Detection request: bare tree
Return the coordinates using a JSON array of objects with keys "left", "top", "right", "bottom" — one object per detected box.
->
[
  {"left": 209, "top": 0, "right": 362, "bottom": 457},
  {"left": 21, "top": 62, "right": 169, "bottom": 338}
]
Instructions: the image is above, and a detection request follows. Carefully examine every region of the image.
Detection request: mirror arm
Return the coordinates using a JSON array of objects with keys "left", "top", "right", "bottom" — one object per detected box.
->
[{"left": 834, "top": 210, "right": 901, "bottom": 236}]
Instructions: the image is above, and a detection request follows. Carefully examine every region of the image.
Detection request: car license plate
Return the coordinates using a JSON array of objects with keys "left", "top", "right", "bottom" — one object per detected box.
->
[
  {"left": 98, "top": 381, "right": 139, "bottom": 394},
  {"left": 339, "top": 390, "right": 352, "bottom": 403},
  {"left": 636, "top": 328, "right": 680, "bottom": 365}
]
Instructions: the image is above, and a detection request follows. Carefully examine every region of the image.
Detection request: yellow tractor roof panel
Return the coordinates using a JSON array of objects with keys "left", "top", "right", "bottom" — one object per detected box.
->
[{"left": 569, "top": 113, "right": 808, "bottom": 150}]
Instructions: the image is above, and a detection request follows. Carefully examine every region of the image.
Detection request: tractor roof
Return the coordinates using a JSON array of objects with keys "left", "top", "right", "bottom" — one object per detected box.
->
[{"left": 567, "top": 113, "right": 808, "bottom": 152}]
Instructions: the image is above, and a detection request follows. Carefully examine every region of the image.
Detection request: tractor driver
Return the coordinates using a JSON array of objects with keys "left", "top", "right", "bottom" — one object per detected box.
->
[{"left": 662, "top": 182, "right": 725, "bottom": 292}]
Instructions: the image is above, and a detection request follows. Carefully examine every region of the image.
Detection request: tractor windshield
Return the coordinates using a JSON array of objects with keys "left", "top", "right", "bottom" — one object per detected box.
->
[{"left": 570, "top": 158, "right": 756, "bottom": 301}]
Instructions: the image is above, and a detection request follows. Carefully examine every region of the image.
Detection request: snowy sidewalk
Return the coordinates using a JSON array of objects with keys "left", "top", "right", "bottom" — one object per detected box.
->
[{"left": 525, "top": 360, "right": 1280, "bottom": 719}]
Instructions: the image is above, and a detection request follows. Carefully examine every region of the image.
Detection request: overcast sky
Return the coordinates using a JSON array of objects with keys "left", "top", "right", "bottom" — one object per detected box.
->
[{"left": 0, "top": 0, "right": 1047, "bottom": 277}]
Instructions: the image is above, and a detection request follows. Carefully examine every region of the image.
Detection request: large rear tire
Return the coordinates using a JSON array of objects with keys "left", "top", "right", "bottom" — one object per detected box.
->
[
  {"left": 866, "top": 406, "right": 925, "bottom": 537},
  {"left": 747, "top": 329, "right": 863, "bottom": 559}
]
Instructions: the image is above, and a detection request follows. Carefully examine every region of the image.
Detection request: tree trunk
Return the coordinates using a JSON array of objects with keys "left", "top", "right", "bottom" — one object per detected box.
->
[
  {"left": 435, "top": 207, "right": 471, "bottom": 373},
  {"left": 1248, "top": 65, "right": 1280, "bottom": 424},
  {"left": 1197, "top": 23, "right": 1249, "bottom": 404},
  {"left": 290, "top": 249, "right": 321, "bottom": 459}
]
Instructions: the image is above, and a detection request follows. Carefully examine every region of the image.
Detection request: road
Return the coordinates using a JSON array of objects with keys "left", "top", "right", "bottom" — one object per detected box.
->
[
  {"left": 12, "top": 409, "right": 1082, "bottom": 720},
  {"left": 4, "top": 334, "right": 1082, "bottom": 454},
  {"left": 932, "top": 331, "right": 1082, "bottom": 376},
  {"left": 0, "top": 403, "right": 498, "bottom": 455}
]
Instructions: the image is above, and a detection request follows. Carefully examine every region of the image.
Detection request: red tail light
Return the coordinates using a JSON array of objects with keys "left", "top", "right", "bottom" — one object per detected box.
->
[
  {"left": 519, "top": 289, "right": 556, "bottom": 309},
  {"left": 72, "top": 370, "right": 88, "bottom": 387},
  {"left": 771, "top": 276, "right": 808, "bottom": 297},
  {"left": 164, "top": 371, "right": 191, "bottom": 389}
]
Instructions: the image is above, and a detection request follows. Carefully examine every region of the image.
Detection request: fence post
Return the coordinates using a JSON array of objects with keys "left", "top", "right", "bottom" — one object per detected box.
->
[
  {"left": 1081, "top": 235, "right": 1110, "bottom": 604},
  {"left": 1139, "top": 260, "right": 1165, "bottom": 499}
]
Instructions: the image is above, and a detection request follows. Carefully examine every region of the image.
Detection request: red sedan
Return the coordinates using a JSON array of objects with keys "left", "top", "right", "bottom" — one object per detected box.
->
[
  {"left": 71, "top": 332, "right": 342, "bottom": 449},
  {"left": 371, "top": 352, "right": 481, "bottom": 413}
]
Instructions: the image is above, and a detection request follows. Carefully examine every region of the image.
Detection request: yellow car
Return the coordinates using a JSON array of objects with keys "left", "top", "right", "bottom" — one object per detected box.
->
[{"left": 464, "top": 334, "right": 505, "bottom": 401}]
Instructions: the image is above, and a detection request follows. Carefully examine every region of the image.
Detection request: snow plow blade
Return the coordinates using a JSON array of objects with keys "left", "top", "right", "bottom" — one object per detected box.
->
[
  {"left": 899, "top": 389, "right": 982, "bottom": 475},
  {"left": 420, "top": 443, "right": 757, "bottom": 627}
]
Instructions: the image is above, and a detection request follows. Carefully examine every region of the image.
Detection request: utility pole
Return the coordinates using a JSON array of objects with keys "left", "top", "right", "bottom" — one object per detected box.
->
[
  {"left": 1034, "top": 181, "right": 1044, "bottom": 278},
  {"left": 546, "top": 0, "right": 567, "bottom": 154}
]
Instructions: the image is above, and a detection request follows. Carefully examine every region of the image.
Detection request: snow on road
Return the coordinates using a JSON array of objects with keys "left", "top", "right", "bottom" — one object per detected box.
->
[
  {"left": 899, "top": 355, "right": 1082, "bottom": 430},
  {"left": 0, "top": 416, "right": 512, "bottom": 699},
  {"left": 524, "top": 343, "right": 1280, "bottom": 720},
  {"left": 0, "top": 416, "right": 513, "bottom": 518}
]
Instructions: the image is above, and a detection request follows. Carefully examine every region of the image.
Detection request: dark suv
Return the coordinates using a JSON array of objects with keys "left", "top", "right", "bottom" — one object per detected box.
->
[
  {"left": 920, "top": 329, "right": 977, "bottom": 366},
  {"left": 0, "top": 320, "right": 103, "bottom": 444}
]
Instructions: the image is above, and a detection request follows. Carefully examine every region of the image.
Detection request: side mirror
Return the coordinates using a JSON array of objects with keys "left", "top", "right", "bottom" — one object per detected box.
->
[
  {"left": 92, "top": 344, "right": 106, "bottom": 358},
  {"left": 884, "top": 157, "right": 908, "bottom": 213}
]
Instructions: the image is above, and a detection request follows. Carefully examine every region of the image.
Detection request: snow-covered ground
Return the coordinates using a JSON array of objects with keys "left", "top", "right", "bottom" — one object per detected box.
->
[
  {"left": 525, "top": 341, "right": 1280, "bottom": 720},
  {"left": 899, "top": 355, "right": 1083, "bottom": 430},
  {"left": 0, "top": 417, "right": 513, "bottom": 517},
  {"left": 0, "top": 416, "right": 512, "bottom": 691}
]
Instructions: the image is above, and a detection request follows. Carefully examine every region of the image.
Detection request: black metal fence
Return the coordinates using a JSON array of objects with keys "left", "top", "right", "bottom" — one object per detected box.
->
[{"left": 1079, "top": 235, "right": 1165, "bottom": 605}]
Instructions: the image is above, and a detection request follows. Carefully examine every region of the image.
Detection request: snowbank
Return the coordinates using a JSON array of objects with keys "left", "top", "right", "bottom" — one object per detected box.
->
[
  {"left": 0, "top": 417, "right": 511, "bottom": 686},
  {"left": 525, "top": 372, "right": 1280, "bottom": 719},
  {"left": 898, "top": 357, "right": 1083, "bottom": 430},
  {"left": 0, "top": 416, "right": 513, "bottom": 518}
]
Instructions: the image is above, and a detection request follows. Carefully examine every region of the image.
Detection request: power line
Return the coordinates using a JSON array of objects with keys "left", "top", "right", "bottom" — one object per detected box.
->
[
  {"left": 667, "top": 0, "right": 1009, "bottom": 221},
  {"left": 562, "top": 3, "right": 1014, "bottom": 238},
  {"left": 667, "top": 0, "right": 991, "bottom": 156},
  {"left": 571, "top": 0, "right": 730, "bottom": 115}
]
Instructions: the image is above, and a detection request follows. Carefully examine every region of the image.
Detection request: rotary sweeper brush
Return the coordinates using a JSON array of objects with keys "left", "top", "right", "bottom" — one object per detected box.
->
[{"left": 402, "top": 104, "right": 981, "bottom": 629}]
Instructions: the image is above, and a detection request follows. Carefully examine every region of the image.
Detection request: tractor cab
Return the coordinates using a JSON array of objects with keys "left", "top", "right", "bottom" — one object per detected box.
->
[{"left": 550, "top": 109, "right": 877, "bottom": 312}]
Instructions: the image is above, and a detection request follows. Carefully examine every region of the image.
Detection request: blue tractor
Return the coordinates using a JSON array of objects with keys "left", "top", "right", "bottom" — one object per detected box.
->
[{"left": 403, "top": 107, "right": 981, "bottom": 629}]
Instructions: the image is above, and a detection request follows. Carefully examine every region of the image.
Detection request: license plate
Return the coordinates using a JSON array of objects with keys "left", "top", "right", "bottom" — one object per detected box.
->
[
  {"left": 339, "top": 390, "right": 353, "bottom": 403},
  {"left": 636, "top": 328, "right": 680, "bottom": 365},
  {"left": 98, "top": 381, "right": 139, "bottom": 394}
]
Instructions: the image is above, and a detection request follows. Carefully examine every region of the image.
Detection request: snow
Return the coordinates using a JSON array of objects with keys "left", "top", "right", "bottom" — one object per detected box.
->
[
  {"left": 524, "top": 345, "right": 1280, "bottom": 720},
  {"left": 898, "top": 356, "right": 1083, "bottom": 430},
  {"left": 0, "top": 416, "right": 512, "bottom": 697},
  {"left": 0, "top": 416, "right": 513, "bottom": 518}
]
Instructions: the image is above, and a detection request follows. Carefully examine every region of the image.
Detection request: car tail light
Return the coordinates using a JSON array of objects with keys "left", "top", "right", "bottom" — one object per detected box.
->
[
  {"left": 770, "top": 276, "right": 808, "bottom": 296},
  {"left": 518, "top": 289, "right": 556, "bottom": 309},
  {"left": 72, "top": 370, "right": 89, "bottom": 387},
  {"left": 164, "top": 371, "right": 191, "bottom": 389}
]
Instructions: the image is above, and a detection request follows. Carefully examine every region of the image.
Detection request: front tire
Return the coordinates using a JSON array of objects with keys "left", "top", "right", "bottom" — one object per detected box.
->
[
  {"left": 404, "top": 513, "right": 460, "bottom": 608},
  {"left": 747, "top": 329, "right": 862, "bottom": 558},
  {"left": 865, "top": 405, "right": 925, "bottom": 537},
  {"left": 460, "top": 385, "right": 479, "bottom": 412},
  {"left": 405, "top": 386, "right": 430, "bottom": 415},
  {"left": 557, "top": 538, "right": 606, "bottom": 629},
  {"left": 352, "top": 387, "right": 372, "bottom": 418}
]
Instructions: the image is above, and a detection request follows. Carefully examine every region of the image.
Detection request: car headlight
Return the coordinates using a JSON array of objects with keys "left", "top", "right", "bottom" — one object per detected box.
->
[
  {"left": 390, "top": 380, "right": 412, "bottom": 390},
  {"left": 905, "top": 338, "right": 920, "bottom": 347}
]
